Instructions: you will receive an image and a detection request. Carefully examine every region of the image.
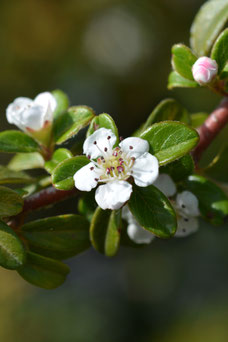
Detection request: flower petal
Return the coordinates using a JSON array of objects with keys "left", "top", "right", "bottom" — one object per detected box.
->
[
  {"left": 83, "top": 128, "right": 116, "bottom": 159},
  {"left": 132, "top": 153, "right": 159, "bottom": 187},
  {"left": 175, "top": 216, "right": 199, "bottom": 237},
  {"left": 73, "top": 162, "right": 101, "bottom": 191},
  {"left": 6, "top": 97, "right": 33, "bottom": 130},
  {"left": 120, "top": 137, "right": 149, "bottom": 158},
  {"left": 34, "top": 92, "right": 57, "bottom": 112},
  {"left": 153, "top": 174, "right": 176, "bottom": 197},
  {"left": 95, "top": 180, "right": 132, "bottom": 210},
  {"left": 127, "top": 222, "right": 155, "bottom": 244},
  {"left": 176, "top": 191, "right": 200, "bottom": 217}
]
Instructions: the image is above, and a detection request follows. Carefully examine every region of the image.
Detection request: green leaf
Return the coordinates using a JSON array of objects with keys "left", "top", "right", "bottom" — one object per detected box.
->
[
  {"left": 0, "top": 220, "right": 26, "bottom": 270},
  {"left": 105, "top": 210, "right": 121, "bottom": 257},
  {"left": 190, "top": 0, "right": 228, "bottom": 56},
  {"left": 142, "top": 98, "right": 190, "bottom": 131},
  {"left": 0, "top": 131, "right": 41, "bottom": 153},
  {"left": 128, "top": 184, "right": 177, "bottom": 238},
  {"left": 0, "top": 186, "right": 24, "bottom": 217},
  {"left": 211, "top": 28, "right": 228, "bottom": 74},
  {"left": 184, "top": 175, "right": 228, "bottom": 225},
  {"left": 52, "top": 156, "right": 89, "bottom": 190},
  {"left": 45, "top": 148, "right": 73, "bottom": 174},
  {"left": 171, "top": 44, "right": 197, "bottom": 80},
  {"left": 160, "top": 155, "right": 194, "bottom": 182},
  {"left": 78, "top": 190, "right": 97, "bottom": 222},
  {"left": 140, "top": 121, "right": 199, "bottom": 165},
  {"left": 8, "top": 152, "right": 45, "bottom": 171},
  {"left": 21, "top": 214, "right": 90, "bottom": 260},
  {"left": 52, "top": 89, "right": 69, "bottom": 120},
  {"left": 204, "top": 145, "right": 228, "bottom": 183},
  {"left": 168, "top": 71, "right": 199, "bottom": 89},
  {"left": 54, "top": 106, "right": 95, "bottom": 144},
  {"left": 190, "top": 112, "right": 208, "bottom": 128},
  {"left": 0, "top": 166, "right": 34, "bottom": 184},
  {"left": 87, "top": 114, "right": 119, "bottom": 144},
  {"left": 17, "top": 252, "right": 70, "bottom": 289}
]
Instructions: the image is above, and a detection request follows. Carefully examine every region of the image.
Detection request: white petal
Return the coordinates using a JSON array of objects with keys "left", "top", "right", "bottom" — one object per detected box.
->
[
  {"left": 122, "top": 204, "right": 132, "bottom": 221},
  {"left": 83, "top": 128, "right": 116, "bottom": 159},
  {"left": 175, "top": 216, "right": 199, "bottom": 237},
  {"left": 20, "top": 105, "right": 46, "bottom": 130},
  {"left": 34, "top": 92, "right": 57, "bottom": 112},
  {"left": 73, "top": 162, "right": 101, "bottom": 191},
  {"left": 95, "top": 180, "right": 132, "bottom": 210},
  {"left": 176, "top": 191, "right": 200, "bottom": 217},
  {"left": 120, "top": 137, "right": 149, "bottom": 158},
  {"left": 132, "top": 153, "right": 159, "bottom": 187},
  {"left": 6, "top": 97, "right": 33, "bottom": 130},
  {"left": 153, "top": 174, "right": 176, "bottom": 197}
]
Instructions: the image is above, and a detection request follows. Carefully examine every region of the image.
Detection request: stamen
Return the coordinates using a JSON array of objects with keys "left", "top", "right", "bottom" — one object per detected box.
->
[
  {"left": 182, "top": 204, "right": 186, "bottom": 208},
  {"left": 93, "top": 141, "right": 97, "bottom": 145},
  {"left": 117, "top": 166, "right": 124, "bottom": 173},
  {"left": 94, "top": 178, "right": 99, "bottom": 182},
  {"left": 88, "top": 155, "right": 91, "bottom": 159},
  {"left": 106, "top": 168, "right": 111, "bottom": 174},
  {"left": 90, "top": 167, "right": 94, "bottom": 170},
  {"left": 107, "top": 136, "right": 111, "bottom": 140},
  {"left": 104, "top": 147, "right": 108, "bottom": 152},
  {"left": 129, "top": 146, "right": 133, "bottom": 150}
]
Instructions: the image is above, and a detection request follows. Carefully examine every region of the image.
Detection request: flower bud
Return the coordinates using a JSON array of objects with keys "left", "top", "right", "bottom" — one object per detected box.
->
[
  {"left": 192, "top": 57, "right": 218, "bottom": 85},
  {"left": 6, "top": 92, "right": 57, "bottom": 146}
]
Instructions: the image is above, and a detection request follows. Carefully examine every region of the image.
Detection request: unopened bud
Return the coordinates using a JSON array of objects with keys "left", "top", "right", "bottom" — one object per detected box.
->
[{"left": 192, "top": 57, "right": 218, "bottom": 85}]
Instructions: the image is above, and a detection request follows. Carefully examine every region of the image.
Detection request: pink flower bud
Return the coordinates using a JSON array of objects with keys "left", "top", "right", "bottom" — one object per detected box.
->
[{"left": 192, "top": 57, "right": 218, "bottom": 85}]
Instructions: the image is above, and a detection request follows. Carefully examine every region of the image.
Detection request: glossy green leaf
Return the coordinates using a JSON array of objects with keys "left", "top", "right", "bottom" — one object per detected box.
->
[
  {"left": 54, "top": 106, "right": 95, "bottom": 144},
  {"left": 160, "top": 154, "right": 194, "bottom": 182},
  {"left": 45, "top": 148, "right": 73, "bottom": 174},
  {"left": 0, "top": 186, "right": 24, "bottom": 217},
  {"left": 90, "top": 207, "right": 111, "bottom": 254},
  {"left": 87, "top": 114, "right": 119, "bottom": 144},
  {"left": 0, "top": 131, "right": 41, "bottom": 153},
  {"left": 52, "top": 156, "right": 89, "bottom": 190},
  {"left": 128, "top": 184, "right": 177, "bottom": 238},
  {"left": 0, "top": 220, "right": 26, "bottom": 270},
  {"left": 190, "top": 0, "right": 228, "bottom": 56},
  {"left": 168, "top": 71, "right": 199, "bottom": 89},
  {"left": 105, "top": 209, "right": 121, "bottom": 257},
  {"left": 0, "top": 166, "right": 34, "bottom": 184},
  {"left": 8, "top": 152, "right": 45, "bottom": 171},
  {"left": 52, "top": 89, "right": 69, "bottom": 120},
  {"left": 21, "top": 214, "right": 90, "bottom": 260},
  {"left": 140, "top": 121, "right": 199, "bottom": 165},
  {"left": 17, "top": 252, "right": 70, "bottom": 289},
  {"left": 78, "top": 190, "right": 97, "bottom": 222},
  {"left": 184, "top": 175, "right": 228, "bottom": 225},
  {"left": 171, "top": 44, "right": 197, "bottom": 80},
  {"left": 190, "top": 112, "right": 208, "bottom": 128},
  {"left": 211, "top": 28, "right": 228, "bottom": 74}
]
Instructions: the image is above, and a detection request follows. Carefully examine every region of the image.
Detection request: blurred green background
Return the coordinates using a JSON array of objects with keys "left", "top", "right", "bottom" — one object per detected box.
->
[{"left": 0, "top": 0, "right": 228, "bottom": 341}]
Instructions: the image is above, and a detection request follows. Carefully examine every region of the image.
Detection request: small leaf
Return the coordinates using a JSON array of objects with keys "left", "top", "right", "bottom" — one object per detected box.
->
[
  {"left": 45, "top": 148, "right": 73, "bottom": 174},
  {"left": 190, "top": 112, "right": 208, "bottom": 128},
  {"left": 0, "top": 131, "right": 41, "bottom": 153},
  {"left": 21, "top": 214, "right": 90, "bottom": 260},
  {"left": 140, "top": 121, "right": 199, "bottom": 165},
  {"left": 8, "top": 152, "right": 45, "bottom": 171},
  {"left": 211, "top": 28, "right": 228, "bottom": 74},
  {"left": 52, "top": 89, "right": 69, "bottom": 120},
  {"left": 128, "top": 184, "right": 177, "bottom": 238},
  {"left": 0, "top": 220, "right": 26, "bottom": 270},
  {"left": 0, "top": 186, "right": 24, "bottom": 217},
  {"left": 52, "top": 156, "right": 89, "bottom": 190},
  {"left": 87, "top": 114, "right": 119, "bottom": 144},
  {"left": 105, "top": 210, "right": 121, "bottom": 257},
  {"left": 168, "top": 71, "right": 199, "bottom": 89},
  {"left": 160, "top": 154, "right": 194, "bottom": 182},
  {"left": 0, "top": 166, "right": 34, "bottom": 184},
  {"left": 171, "top": 44, "right": 197, "bottom": 80},
  {"left": 184, "top": 175, "right": 228, "bottom": 225},
  {"left": 78, "top": 190, "right": 97, "bottom": 222},
  {"left": 17, "top": 252, "right": 70, "bottom": 289},
  {"left": 190, "top": 0, "right": 228, "bottom": 56},
  {"left": 54, "top": 106, "right": 95, "bottom": 144}
]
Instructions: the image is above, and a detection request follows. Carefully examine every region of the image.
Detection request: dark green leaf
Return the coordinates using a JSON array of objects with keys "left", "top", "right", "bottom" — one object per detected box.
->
[
  {"left": 171, "top": 44, "right": 197, "bottom": 80},
  {"left": 0, "top": 166, "right": 34, "bottom": 184},
  {"left": 8, "top": 152, "right": 44, "bottom": 171},
  {"left": 190, "top": 112, "right": 208, "bottom": 128},
  {"left": 168, "top": 71, "right": 199, "bottom": 89},
  {"left": 128, "top": 184, "right": 177, "bottom": 238},
  {"left": 52, "top": 156, "right": 89, "bottom": 190},
  {"left": 17, "top": 252, "right": 70, "bottom": 289},
  {"left": 0, "top": 186, "right": 24, "bottom": 217},
  {"left": 140, "top": 121, "right": 199, "bottom": 165},
  {"left": 87, "top": 114, "right": 119, "bottom": 144},
  {"left": 160, "top": 154, "right": 194, "bottom": 182},
  {"left": 0, "top": 220, "right": 26, "bottom": 269},
  {"left": 190, "top": 0, "right": 228, "bottom": 56},
  {"left": 90, "top": 207, "right": 111, "bottom": 254},
  {"left": 45, "top": 148, "right": 73, "bottom": 174},
  {"left": 211, "top": 28, "right": 228, "bottom": 74},
  {"left": 204, "top": 145, "right": 228, "bottom": 183},
  {"left": 52, "top": 89, "right": 69, "bottom": 120},
  {"left": 78, "top": 190, "right": 97, "bottom": 222},
  {"left": 0, "top": 131, "right": 41, "bottom": 153},
  {"left": 105, "top": 209, "right": 121, "bottom": 257}
]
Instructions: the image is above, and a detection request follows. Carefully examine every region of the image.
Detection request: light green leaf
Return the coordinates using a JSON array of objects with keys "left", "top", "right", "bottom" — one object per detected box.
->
[
  {"left": 168, "top": 71, "right": 199, "bottom": 89},
  {"left": 0, "top": 131, "right": 41, "bottom": 153},
  {"left": 87, "top": 113, "right": 119, "bottom": 144},
  {"left": 0, "top": 166, "right": 34, "bottom": 184},
  {"left": 160, "top": 154, "right": 194, "bottom": 182},
  {"left": 190, "top": 112, "right": 208, "bottom": 128},
  {"left": 8, "top": 152, "right": 45, "bottom": 171},
  {"left": 211, "top": 28, "right": 228, "bottom": 74},
  {"left": 128, "top": 184, "right": 177, "bottom": 238},
  {"left": 140, "top": 121, "right": 199, "bottom": 165},
  {"left": 171, "top": 44, "right": 197, "bottom": 80},
  {"left": 190, "top": 0, "right": 228, "bottom": 56},
  {"left": 0, "top": 220, "right": 26, "bottom": 270},
  {"left": 45, "top": 148, "right": 73, "bottom": 174},
  {"left": 0, "top": 186, "right": 24, "bottom": 217},
  {"left": 52, "top": 89, "right": 69, "bottom": 120},
  {"left": 105, "top": 209, "right": 121, "bottom": 257}
]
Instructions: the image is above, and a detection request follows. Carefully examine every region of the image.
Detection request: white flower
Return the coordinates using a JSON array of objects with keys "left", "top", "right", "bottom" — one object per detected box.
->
[
  {"left": 192, "top": 57, "right": 218, "bottom": 85},
  {"left": 6, "top": 92, "right": 57, "bottom": 144},
  {"left": 124, "top": 173, "right": 200, "bottom": 243},
  {"left": 73, "top": 127, "right": 159, "bottom": 210}
]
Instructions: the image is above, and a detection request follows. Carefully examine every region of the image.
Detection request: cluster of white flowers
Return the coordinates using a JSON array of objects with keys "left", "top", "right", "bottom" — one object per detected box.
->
[
  {"left": 73, "top": 127, "right": 159, "bottom": 210},
  {"left": 124, "top": 173, "right": 200, "bottom": 244}
]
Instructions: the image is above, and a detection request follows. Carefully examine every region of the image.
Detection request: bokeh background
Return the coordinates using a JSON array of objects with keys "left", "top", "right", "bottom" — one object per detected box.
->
[{"left": 0, "top": 0, "right": 228, "bottom": 341}]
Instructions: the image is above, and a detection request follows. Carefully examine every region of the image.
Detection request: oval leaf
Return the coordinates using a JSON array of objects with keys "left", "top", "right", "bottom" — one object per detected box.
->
[
  {"left": 168, "top": 71, "right": 199, "bottom": 89},
  {"left": 90, "top": 207, "right": 111, "bottom": 254},
  {"left": 52, "top": 89, "right": 69, "bottom": 120},
  {"left": 171, "top": 44, "right": 197, "bottom": 80},
  {"left": 0, "top": 166, "right": 34, "bottom": 184},
  {"left": 87, "top": 114, "right": 119, "bottom": 144},
  {"left": 140, "top": 121, "right": 199, "bottom": 165},
  {"left": 105, "top": 209, "right": 121, "bottom": 257},
  {"left": 45, "top": 148, "right": 73, "bottom": 174},
  {"left": 0, "top": 131, "right": 41, "bottom": 153},
  {"left": 8, "top": 152, "right": 45, "bottom": 171},
  {"left": 0, "top": 186, "right": 24, "bottom": 217},
  {"left": 211, "top": 28, "right": 228, "bottom": 74},
  {"left": 160, "top": 155, "right": 194, "bottom": 182}
]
